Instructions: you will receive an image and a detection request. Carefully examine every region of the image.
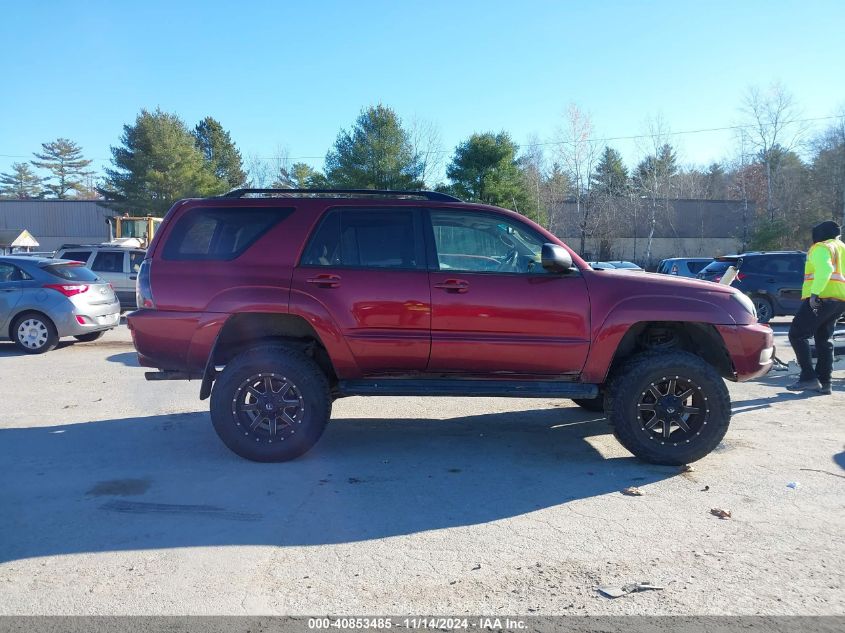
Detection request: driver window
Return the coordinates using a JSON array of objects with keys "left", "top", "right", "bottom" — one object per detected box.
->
[{"left": 429, "top": 211, "right": 548, "bottom": 274}]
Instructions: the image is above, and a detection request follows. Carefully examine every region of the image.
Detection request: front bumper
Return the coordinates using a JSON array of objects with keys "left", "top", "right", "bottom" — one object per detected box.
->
[{"left": 716, "top": 322, "right": 775, "bottom": 382}]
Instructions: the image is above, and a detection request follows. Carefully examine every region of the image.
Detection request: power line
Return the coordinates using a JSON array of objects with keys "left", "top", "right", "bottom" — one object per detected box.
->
[{"left": 1, "top": 113, "right": 842, "bottom": 164}]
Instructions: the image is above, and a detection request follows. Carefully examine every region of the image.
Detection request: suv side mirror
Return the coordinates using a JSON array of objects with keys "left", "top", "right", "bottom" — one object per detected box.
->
[{"left": 541, "top": 243, "right": 573, "bottom": 273}]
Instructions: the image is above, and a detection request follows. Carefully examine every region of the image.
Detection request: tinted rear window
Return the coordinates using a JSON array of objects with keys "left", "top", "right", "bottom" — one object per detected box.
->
[
  {"left": 301, "top": 208, "right": 421, "bottom": 269},
  {"left": 700, "top": 260, "right": 733, "bottom": 275},
  {"left": 45, "top": 263, "right": 100, "bottom": 281},
  {"left": 686, "top": 261, "right": 710, "bottom": 274},
  {"left": 162, "top": 207, "right": 292, "bottom": 261},
  {"left": 61, "top": 250, "right": 91, "bottom": 263}
]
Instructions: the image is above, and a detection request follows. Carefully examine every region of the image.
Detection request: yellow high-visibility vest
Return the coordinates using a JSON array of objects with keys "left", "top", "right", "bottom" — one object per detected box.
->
[{"left": 802, "top": 237, "right": 845, "bottom": 300}]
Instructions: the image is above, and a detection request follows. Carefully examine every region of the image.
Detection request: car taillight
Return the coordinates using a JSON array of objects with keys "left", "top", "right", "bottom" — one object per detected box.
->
[
  {"left": 136, "top": 258, "right": 156, "bottom": 309},
  {"left": 714, "top": 276, "right": 721, "bottom": 283},
  {"left": 736, "top": 272, "right": 746, "bottom": 281},
  {"left": 44, "top": 283, "right": 89, "bottom": 297}
]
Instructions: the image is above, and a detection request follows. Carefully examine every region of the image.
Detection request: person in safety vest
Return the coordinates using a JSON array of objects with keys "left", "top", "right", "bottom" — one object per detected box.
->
[{"left": 787, "top": 220, "right": 845, "bottom": 394}]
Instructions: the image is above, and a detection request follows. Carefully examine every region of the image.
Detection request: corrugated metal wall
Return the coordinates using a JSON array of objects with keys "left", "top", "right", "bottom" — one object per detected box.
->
[{"left": 0, "top": 201, "right": 115, "bottom": 251}]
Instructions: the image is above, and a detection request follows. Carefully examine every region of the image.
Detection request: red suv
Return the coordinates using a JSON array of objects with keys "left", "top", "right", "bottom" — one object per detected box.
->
[{"left": 128, "top": 189, "right": 774, "bottom": 465}]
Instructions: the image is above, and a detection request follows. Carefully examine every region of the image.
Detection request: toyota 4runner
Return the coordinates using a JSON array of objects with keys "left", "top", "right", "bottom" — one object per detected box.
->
[{"left": 127, "top": 189, "right": 774, "bottom": 465}]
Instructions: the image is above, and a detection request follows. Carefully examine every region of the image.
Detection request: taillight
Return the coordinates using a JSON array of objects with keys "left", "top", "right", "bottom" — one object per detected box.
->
[
  {"left": 44, "top": 284, "right": 89, "bottom": 297},
  {"left": 714, "top": 276, "right": 722, "bottom": 283},
  {"left": 136, "top": 259, "right": 156, "bottom": 309},
  {"left": 736, "top": 272, "right": 746, "bottom": 281}
]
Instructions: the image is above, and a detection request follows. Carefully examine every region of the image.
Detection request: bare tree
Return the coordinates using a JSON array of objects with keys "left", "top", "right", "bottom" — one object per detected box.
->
[
  {"left": 741, "top": 82, "right": 807, "bottom": 222},
  {"left": 245, "top": 145, "right": 292, "bottom": 188},
  {"left": 556, "top": 104, "right": 597, "bottom": 255},
  {"left": 633, "top": 115, "right": 677, "bottom": 265},
  {"left": 408, "top": 117, "right": 444, "bottom": 189}
]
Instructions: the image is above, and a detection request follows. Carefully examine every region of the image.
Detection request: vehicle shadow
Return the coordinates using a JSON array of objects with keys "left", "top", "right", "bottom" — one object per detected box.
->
[
  {"left": 105, "top": 351, "right": 139, "bottom": 366},
  {"left": 0, "top": 407, "right": 676, "bottom": 563},
  {"left": 0, "top": 340, "right": 74, "bottom": 356}
]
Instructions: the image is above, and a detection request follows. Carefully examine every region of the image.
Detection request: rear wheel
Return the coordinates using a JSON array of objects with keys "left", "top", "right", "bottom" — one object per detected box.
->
[
  {"left": 608, "top": 351, "right": 730, "bottom": 465},
  {"left": 12, "top": 312, "right": 58, "bottom": 354},
  {"left": 74, "top": 331, "right": 105, "bottom": 343},
  {"left": 210, "top": 345, "right": 331, "bottom": 462},
  {"left": 751, "top": 296, "right": 774, "bottom": 323}
]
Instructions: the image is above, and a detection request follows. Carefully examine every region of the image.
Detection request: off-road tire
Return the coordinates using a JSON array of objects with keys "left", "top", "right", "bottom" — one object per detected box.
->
[
  {"left": 74, "top": 331, "right": 105, "bottom": 343},
  {"left": 210, "top": 345, "right": 331, "bottom": 462},
  {"left": 12, "top": 312, "right": 59, "bottom": 354},
  {"left": 571, "top": 397, "right": 605, "bottom": 412},
  {"left": 607, "top": 351, "right": 731, "bottom": 465}
]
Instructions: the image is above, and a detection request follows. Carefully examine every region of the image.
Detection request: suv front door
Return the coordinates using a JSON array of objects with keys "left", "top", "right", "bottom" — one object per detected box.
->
[
  {"left": 292, "top": 207, "right": 431, "bottom": 374},
  {"left": 426, "top": 210, "right": 591, "bottom": 376}
]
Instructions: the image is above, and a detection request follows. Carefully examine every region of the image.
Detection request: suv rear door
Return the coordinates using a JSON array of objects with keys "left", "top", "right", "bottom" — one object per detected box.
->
[
  {"left": 293, "top": 207, "right": 431, "bottom": 373},
  {"left": 425, "top": 209, "right": 590, "bottom": 375}
]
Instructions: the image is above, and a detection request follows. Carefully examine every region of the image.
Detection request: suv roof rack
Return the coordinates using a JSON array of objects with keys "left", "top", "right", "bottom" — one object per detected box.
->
[{"left": 219, "top": 188, "right": 462, "bottom": 202}]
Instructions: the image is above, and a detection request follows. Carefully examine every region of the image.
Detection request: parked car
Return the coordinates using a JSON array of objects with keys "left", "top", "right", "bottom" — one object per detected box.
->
[
  {"left": 128, "top": 189, "right": 773, "bottom": 466},
  {"left": 605, "top": 260, "right": 644, "bottom": 271},
  {"left": 0, "top": 256, "right": 120, "bottom": 353},
  {"left": 587, "top": 261, "right": 616, "bottom": 270},
  {"left": 696, "top": 251, "right": 805, "bottom": 323},
  {"left": 657, "top": 257, "right": 713, "bottom": 278},
  {"left": 55, "top": 243, "right": 146, "bottom": 310}
]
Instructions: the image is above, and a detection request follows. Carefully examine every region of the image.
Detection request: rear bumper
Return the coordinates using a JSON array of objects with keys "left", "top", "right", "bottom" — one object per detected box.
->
[
  {"left": 716, "top": 322, "right": 775, "bottom": 381},
  {"left": 55, "top": 301, "right": 121, "bottom": 337},
  {"left": 127, "top": 309, "right": 226, "bottom": 372}
]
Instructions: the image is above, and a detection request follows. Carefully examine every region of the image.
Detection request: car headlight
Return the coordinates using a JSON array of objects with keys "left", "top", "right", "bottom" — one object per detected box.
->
[{"left": 731, "top": 292, "right": 756, "bottom": 318}]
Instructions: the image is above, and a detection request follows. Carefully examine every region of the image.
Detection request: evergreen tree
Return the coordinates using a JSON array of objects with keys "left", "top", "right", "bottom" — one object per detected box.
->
[
  {"left": 633, "top": 143, "right": 678, "bottom": 193},
  {"left": 101, "top": 109, "right": 223, "bottom": 216},
  {"left": 31, "top": 138, "right": 94, "bottom": 198},
  {"left": 705, "top": 162, "right": 726, "bottom": 199},
  {"left": 193, "top": 117, "right": 246, "bottom": 189},
  {"left": 590, "top": 146, "right": 628, "bottom": 195},
  {"left": 325, "top": 105, "right": 422, "bottom": 189},
  {"left": 0, "top": 162, "right": 44, "bottom": 199},
  {"left": 289, "top": 163, "right": 328, "bottom": 189},
  {"left": 445, "top": 132, "right": 530, "bottom": 210}
]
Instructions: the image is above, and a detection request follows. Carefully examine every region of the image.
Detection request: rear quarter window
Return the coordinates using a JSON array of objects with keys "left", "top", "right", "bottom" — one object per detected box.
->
[
  {"left": 162, "top": 206, "right": 292, "bottom": 261},
  {"left": 45, "top": 263, "right": 100, "bottom": 282},
  {"left": 700, "top": 260, "right": 732, "bottom": 275}
]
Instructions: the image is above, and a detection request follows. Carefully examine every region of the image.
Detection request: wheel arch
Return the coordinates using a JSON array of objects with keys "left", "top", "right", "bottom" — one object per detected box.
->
[
  {"left": 198, "top": 312, "right": 338, "bottom": 400},
  {"left": 586, "top": 320, "right": 735, "bottom": 384}
]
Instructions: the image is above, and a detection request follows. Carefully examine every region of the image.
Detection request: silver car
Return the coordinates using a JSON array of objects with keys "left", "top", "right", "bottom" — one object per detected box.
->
[{"left": 0, "top": 256, "right": 120, "bottom": 353}]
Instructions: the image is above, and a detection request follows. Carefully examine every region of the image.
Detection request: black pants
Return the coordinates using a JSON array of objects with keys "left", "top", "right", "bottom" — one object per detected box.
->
[{"left": 788, "top": 298, "right": 845, "bottom": 383}]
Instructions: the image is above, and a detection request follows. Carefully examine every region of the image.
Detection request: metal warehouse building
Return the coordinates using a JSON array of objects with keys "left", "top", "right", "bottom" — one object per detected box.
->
[{"left": 0, "top": 200, "right": 114, "bottom": 252}]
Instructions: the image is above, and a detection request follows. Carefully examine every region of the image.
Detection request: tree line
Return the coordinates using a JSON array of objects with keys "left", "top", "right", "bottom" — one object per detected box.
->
[{"left": 1, "top": 82, "right": 843, "bottom": 252}]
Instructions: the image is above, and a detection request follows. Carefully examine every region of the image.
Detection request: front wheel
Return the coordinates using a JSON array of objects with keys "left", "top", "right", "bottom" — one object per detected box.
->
[
  {"left": 210, "top": 345, "right": 331, "bottom": 462},
  {"left": 607, "top": 351, "right": 731, "bottom": 465},
  {"left": 751, "top": 296, "right": 774, "bottom": 324}
]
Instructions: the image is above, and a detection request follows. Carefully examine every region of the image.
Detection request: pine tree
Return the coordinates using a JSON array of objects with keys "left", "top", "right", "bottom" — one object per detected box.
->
[
  {"left": 289, "top": 163, "right": 328, "bottom": 189},
  {"left": 101, "top": 109, "right": 223, "bottom": 216},
  {"left": 445, "top": 132, "right": 530, "bottom": 210},
  {"left": 325, "top": 105, "right": 423, "bottom": 189},
  {"left": 0, "top": 162, "right": 44, "bottom": 199},
  {"left": 31, "top": 138, "right": 94, "bottom": 198},
  {"left": 590, "top": 146, "right": 628, "bottom": 195},
  {"left": 193, "top": 117, "right": 247, "bottom": 189}
]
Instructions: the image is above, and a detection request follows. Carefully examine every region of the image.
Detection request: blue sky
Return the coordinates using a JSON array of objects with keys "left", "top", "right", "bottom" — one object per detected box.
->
[{"left": 1, "top": 0, "right": 843, "bottom": 181}]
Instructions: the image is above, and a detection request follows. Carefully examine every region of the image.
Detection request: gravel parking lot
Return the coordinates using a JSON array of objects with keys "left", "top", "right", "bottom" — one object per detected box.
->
[{"left": 0, "top": 321, "right": 843, "bottom": 615}]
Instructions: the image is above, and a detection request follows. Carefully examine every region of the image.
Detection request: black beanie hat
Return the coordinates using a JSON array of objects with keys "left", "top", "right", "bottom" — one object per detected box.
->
[{"left": 812, "top": 220, "right": 841, "bottom": 243}]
